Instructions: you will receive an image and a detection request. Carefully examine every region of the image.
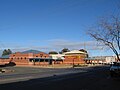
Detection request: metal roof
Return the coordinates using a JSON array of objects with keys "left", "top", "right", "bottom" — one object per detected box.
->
[{"left": 21, "top": 50, "right": 46, "bottom": 54}]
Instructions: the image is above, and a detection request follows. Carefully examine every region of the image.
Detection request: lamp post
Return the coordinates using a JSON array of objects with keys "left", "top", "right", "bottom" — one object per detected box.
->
[
  {"left": 72, "top": 56, "right": 77, "bottom": 68},
  {"left": 73, "top": 58, "right": 74, "bottom": 68}
]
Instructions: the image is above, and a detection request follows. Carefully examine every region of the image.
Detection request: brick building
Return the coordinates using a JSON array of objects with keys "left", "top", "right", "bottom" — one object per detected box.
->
[
  {"left": 0, "top": 50, "right": 51, "bottom": 66},
  {"left": 0, "top": 50, "right": 87, "bottom": 66},
  {"left": 63, "top": 50, "right": 87, "bottom": 65}
]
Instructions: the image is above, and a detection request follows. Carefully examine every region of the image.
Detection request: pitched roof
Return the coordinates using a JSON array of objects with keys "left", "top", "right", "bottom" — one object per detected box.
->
[{"left": 21, "top": 50, "right": 47, "bottom": 54}]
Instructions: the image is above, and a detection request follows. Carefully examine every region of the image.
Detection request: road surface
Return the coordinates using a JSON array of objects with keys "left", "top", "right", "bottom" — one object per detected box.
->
[{"left": 0, "top": 65, "right": 120, "bottom": 90}]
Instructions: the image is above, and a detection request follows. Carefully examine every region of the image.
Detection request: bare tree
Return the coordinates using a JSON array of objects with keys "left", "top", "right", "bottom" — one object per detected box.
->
[{"left": 88, "top": 15, "right": 120, "bottom": 61}]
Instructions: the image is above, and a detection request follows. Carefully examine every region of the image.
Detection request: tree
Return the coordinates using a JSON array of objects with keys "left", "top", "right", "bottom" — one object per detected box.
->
[
  {"left": 49, "top": 51, "right": 58, "bottom": 54},
  {"left": 79, "top": 49, "right": 89, "bottom": 57},
  {"left": 2, "top": 49, "right": 8, "bottom": 56},
  {"left": 59, "top": 48, "right": 70, "bottom": 54},
  {"left": 79, "top": 49, "right": 87, "bottom": 53},
  {"left": 88, "top": 15, "right": 120, "bottom": 61},
  {"left": 8, "top": 49, "right": 12, "bottom": 54},
  {"left": 2, "top": 49, "right": 12, "bottom": 56}
]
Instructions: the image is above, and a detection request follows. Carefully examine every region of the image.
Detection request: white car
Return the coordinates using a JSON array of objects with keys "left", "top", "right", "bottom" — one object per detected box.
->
[{"left": 110, "top": 62, "right": 120, "bottom": 77}]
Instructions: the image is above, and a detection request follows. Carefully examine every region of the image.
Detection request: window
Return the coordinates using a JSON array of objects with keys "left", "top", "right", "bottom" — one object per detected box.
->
[{"left": 40, "top": 54, "right": 43, "bottom": 56}]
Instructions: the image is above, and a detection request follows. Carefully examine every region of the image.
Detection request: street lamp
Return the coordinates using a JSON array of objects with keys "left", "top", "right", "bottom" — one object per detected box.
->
[{"left": 73, "top": 58, "right": 75, "bottom": 68}]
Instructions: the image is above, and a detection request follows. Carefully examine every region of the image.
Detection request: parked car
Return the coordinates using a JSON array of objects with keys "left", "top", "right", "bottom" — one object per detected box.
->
[{"left": 110, "top": 62, "right": 120, "bottom": 77}]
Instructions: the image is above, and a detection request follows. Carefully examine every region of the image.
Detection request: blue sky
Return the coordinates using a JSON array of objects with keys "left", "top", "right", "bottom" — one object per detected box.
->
[{"left": 0, "top": 0, "right": 119, "bottom": 56}]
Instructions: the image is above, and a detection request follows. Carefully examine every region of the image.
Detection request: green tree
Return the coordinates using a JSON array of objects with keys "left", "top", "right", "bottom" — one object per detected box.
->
[
  {"left": 2, "top": 49, "right": 12, "bottom": 56},
  {"left": 2, "top": 49, "right": 8, "bottom": 56},
  {"left": 8, "top": 49, "right": 12, "bottom": 54},
  {"left": 49, "top": 51, "right": 58, "bottom": 54},
  {"left": 60, "top": 48, "right": 70, "bottom": 54},
  {"left": 79, "top": 49, "right": 89, "bottom": 57},
  {"left": 79, "top": 49, "right": 87, "bottom": 53}
]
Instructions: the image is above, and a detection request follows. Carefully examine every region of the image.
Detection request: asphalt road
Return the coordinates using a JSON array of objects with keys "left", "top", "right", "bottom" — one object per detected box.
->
[
  {"left": 0, "top": 65, "right": 120, "bottom": 90},
  {"left": 0, "top": 66, "right": 88, "bottom": 84}
]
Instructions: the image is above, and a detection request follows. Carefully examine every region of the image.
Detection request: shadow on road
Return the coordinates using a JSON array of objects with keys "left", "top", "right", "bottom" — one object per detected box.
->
[
  {"left": 0, "top": 67, "right": 89, "bottom": 90},
  {"left": 0, "top": 62, "right": 16, "bottom": 68},
  {"left": 0, "top": 65, "right": 120, "bottom": 90}
]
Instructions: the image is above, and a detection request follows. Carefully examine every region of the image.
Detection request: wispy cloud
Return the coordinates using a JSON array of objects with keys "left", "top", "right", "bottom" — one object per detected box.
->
[
  {"left": 47, "top": 39, "right": 106, "bottom": 50},
  {"left": 0, "top": 39, "right": 107, "bottom": 51},
  {"left": 0, "top": 39, "right": 111, "bottom": 56}
]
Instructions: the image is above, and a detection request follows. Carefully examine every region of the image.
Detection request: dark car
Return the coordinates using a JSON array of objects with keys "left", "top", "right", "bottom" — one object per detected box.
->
[{"left": 110, "top": 62, "right": 120, "bottom": 77}]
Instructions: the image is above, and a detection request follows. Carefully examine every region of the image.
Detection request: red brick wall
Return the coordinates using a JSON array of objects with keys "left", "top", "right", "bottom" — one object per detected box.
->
[
  {"left": 63, "top": 55, "right": 85, "bottom": 64},
  {"left": 0, "top": 52, "right": 86, "bottom": 66},
  {"left": 0, "top": 59, "right": 10, "bottom": 65},
  {"left": 33, "top": 52, "right": 49, "bottom": 58},
  {"left": 0, "top": 52, "right": 50, "bottom": 66}
]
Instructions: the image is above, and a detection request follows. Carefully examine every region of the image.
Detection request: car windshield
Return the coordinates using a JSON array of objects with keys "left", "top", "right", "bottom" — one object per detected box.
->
[{"left": 113, "top": 62, "right": 120, "bottom": 66}]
